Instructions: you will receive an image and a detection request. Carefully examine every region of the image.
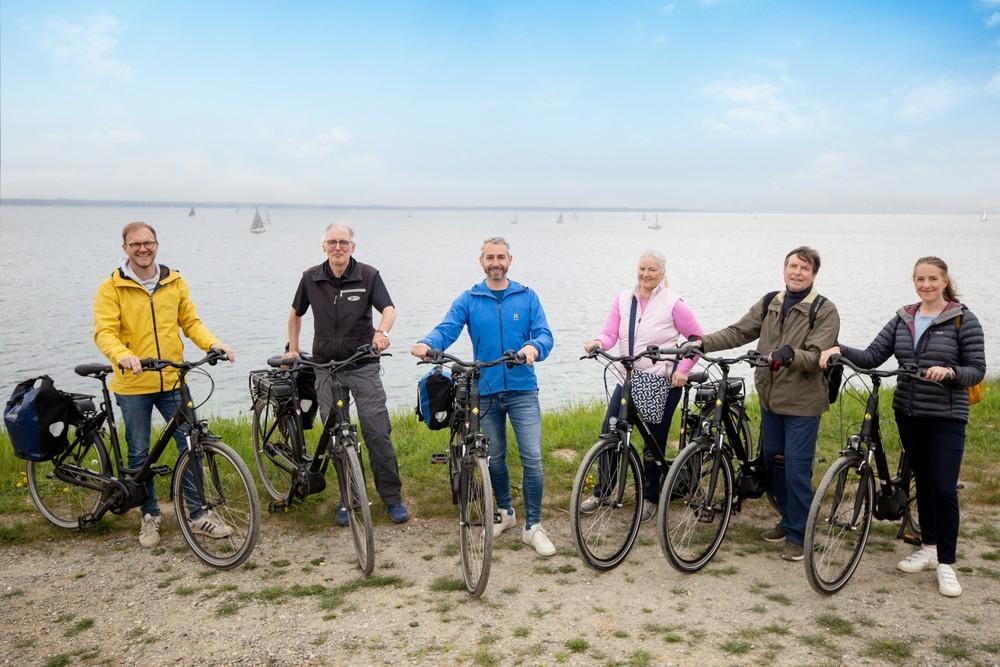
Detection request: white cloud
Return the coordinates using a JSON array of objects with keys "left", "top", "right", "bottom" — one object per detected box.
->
[
  {"left": 987, "top": 72, "right": 1000, "bottom": 94},
  {"left": 897, "top": 79, "right": 976, "bottom": 120},
  {"left": 987, "top": 11, "right": 1000, "bottom": 27},
  {"left": 38, "top": 13, "right": 131, "bottom": 79},
  {"left": 701, "top": 77, "right": 815, "bottom": 134},
  {"left": 279, "top": 128, "right": 353, "bottom": 158}
]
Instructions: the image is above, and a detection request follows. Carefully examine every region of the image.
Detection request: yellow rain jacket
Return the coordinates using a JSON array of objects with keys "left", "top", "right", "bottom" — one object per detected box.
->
[{"left": 93, "top": 266, "right": 219, "bottom": 395}]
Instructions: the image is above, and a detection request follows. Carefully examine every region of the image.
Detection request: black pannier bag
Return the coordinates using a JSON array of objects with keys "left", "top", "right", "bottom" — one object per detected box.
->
[
  {"left": 249, "top": 366, "right": 320, "bottom": 431},
  {"left": 416, "top": 366, "right": 454, "bottom": 430},
  {"left": 4, "top": 375, "right": 74, "bottom": 461}
]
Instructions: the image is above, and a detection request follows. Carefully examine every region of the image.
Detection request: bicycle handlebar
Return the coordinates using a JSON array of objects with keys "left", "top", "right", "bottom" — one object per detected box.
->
[
  {"left": 136, "top": 348, "right": 229, "bottom": 372},
  {"left": 827, "top": 354, "right": 922, "bottom": 379},
  {"left": 684, "top": 348, "right": 771, "bottom": 367},
  {"left": 417, "top": 349, "right": 525, "bottom": 371},
  {"left": 579, "top": 345, "right": 687, "bottom": 364},
  {"left": 267, "top": 344, "right": 388, "bottom": 371}
]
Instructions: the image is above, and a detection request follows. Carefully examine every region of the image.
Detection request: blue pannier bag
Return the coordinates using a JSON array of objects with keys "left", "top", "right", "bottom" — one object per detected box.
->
[
  {"left": 4, "top": 375, "right": 74, "bottom": 461},
  {"left": 415, "top": 366, "right": 454, "bottom": 430}
]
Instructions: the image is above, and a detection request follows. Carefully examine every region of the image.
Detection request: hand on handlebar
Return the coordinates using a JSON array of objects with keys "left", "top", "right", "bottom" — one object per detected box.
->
[
  {"left": 117, "top": 354, "right": 143, "bottom": 375},
  {"left": 411, "top": 342, "right": 431, "bottom": 359},
  {"left": 924, "top": 365, "right": 956, "bottom": 383},
  {"left": 679, "top": 337, "right": 702, "bottom": 356},
  {"left": 583, "top": 340, "right": 602, "bottom": 355},
  {"left": 210, "top": 342, "right": 235, "bottom": 363},
  {"left": 518, "top": 344, "right": 539, "bottom": 366},
  {"left": 818, "top": 346, "right": 841, "bottom": 369},
  {"left": 769, "top": 345, "right": 794, "bottom": 372}
]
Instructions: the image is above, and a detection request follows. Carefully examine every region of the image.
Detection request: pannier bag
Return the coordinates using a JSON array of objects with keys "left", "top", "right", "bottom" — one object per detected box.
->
[
  {"left": 249, "top": 367, "right": 320, "bottom": 431},
  {"left": 4, "top": 375, "right": 74, "bottom": 461},
  {"left": 630, "top": 369, "right": 670, "bottom": 423},
  {"left": 416, "top": 366, "right": 454, "bottom": 430}
]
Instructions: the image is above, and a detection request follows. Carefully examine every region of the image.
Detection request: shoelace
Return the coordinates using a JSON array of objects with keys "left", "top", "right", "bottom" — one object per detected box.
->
[{"left": 939, "top": 566, "right": 959, "bottom": 586}]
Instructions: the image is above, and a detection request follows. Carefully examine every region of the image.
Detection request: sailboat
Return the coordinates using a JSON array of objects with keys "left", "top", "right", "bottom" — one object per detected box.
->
[
  {"left": 250, "top": 208, "right": 266, "bottom": 234},
  {"left": 642, "top": 212, "right": 646, "bottom": 222},
  {"left": 264, "top": 209, "right": 271, "bottom": 225},
  {"left": 648, "top": 213, "right": 662, "bottom": 230},
  {"left": 188, "top": 207, "right": 195, "bottom": 217},
  {"left": 982, "top": 212, "right": 989, "bottom": 222},
  {"left": 555, "top": 212, "right": 564, "bottom": 224},
  {"left": 510, "top": 213, "right": 519, "bottom": 225}
]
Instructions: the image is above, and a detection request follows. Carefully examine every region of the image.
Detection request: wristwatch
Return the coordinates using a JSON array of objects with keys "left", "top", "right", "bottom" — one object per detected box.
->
[{"left": 376, "top": 330, "right": 389, "bottom": 339}]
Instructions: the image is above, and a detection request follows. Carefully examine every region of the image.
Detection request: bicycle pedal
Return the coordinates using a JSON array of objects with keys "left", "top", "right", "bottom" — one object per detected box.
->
[
  {"left": 268, "top": 501, "right": 290, "bottom": 514},
  {"left": 149, "top": 465, "right": 171, "bottom": 477},
  {"left": 78, "top": 514, "right": 98, "bottom": 530},
  {"left": 430, "top": 453, "right": 448, "bottom": 464}
]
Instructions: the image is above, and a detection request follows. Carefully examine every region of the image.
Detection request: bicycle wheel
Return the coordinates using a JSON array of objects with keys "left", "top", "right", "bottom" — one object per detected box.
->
[
  {"left": 898, "top": 456, "right": 921, "bottom": 545},
  {"left": 746, "top": 416, "right": 778, "bottom": 513},
  {"left": 173, "top": 438, "right": 260, "bottom": 569},
  {"left": 657, "top": 438, "right": 734, "bottom": 572},
  {"left": 341, "top": 444, "right": 375, "bottom": 575},
  {"left": 804, "top": 455, "right": 874, "bottom": 594},
  {"left": 459, "top": 455, "right": 494, "bottom": 597},
  {"left": 251, "top": 398, "right": 300, "bottom": 502},
  {"left": 27, "top": 431, "right": 110, "bottom": 529}
]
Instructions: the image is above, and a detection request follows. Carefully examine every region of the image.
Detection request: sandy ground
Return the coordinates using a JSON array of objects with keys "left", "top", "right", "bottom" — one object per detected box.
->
[{"left": 2, "top": 506, "right": 999, "bottom": 667}]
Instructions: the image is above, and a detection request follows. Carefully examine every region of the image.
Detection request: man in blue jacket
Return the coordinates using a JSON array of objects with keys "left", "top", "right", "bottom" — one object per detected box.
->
[{"left": 411, "top": 236, "right": 556, "bottom": 557}]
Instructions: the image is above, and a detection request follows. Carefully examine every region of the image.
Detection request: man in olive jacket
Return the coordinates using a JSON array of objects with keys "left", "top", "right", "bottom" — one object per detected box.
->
[{"left": 688, "top": 246, "right": 840, "bottom": 561}]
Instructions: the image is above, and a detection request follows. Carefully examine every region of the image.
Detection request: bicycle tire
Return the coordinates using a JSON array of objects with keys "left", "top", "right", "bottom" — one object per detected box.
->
[
  {"left": 898, "top": 456, "right": 921, "bottom": 545},
  {"left": 569, "top": 437, "right": 643, "bottom": 571},
  {"left": 341, "top": 443, "right": 375, "bottom": 575},
  {"left": 657, "top": 438, "right": 734, "bottom": 572},
  {"left": 803, "top": 455, "right": 874, "bottom": 594},
  {"left": 251, "top": 398, "right": 299, "bottom": 502},
  {"left": 459, "top": 455, "right": 494, "bottom": 597},
  {"left": 27, "top": 430, "right": 110, "bottom": 529},
  {"left": 173, "top": 438, "right": 261, "bottom": 569}
]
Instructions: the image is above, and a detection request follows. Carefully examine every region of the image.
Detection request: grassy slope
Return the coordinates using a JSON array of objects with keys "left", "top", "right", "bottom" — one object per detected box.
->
[{"left": 1, "top": 379, "right": 997, "bottom": 542}]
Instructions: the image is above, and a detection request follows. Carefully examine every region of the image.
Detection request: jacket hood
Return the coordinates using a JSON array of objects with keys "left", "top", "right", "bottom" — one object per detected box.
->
[
  {"left": 470, "top": 279, "right": 528, "bottom": 297},
  {"left": 899, "top": 300, "right": 963, "bottom": 324}
]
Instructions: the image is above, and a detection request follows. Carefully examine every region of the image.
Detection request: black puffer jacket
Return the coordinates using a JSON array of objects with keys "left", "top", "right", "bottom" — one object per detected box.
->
[{"left": 841, "top": 301, "right": 986, "bottom": 422}]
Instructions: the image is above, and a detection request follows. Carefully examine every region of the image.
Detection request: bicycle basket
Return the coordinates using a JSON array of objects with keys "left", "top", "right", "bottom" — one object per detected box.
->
[
  {"left": 249, "top": 368, "right": 319, "bottom": 430},
  {"left": 4, "top": 375, "right": 74, "bottom": 461},
  {"left": 416, "top": 366, "right": 453, "bottom": 430},
  {"left": 694, "top": 379, "right": 745, "bottom": 406}
]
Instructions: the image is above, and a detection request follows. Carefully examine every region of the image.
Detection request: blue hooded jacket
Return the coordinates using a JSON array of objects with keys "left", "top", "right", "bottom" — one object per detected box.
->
[{"left": 418, "top": 279, "right": 554, "bottom": 395}]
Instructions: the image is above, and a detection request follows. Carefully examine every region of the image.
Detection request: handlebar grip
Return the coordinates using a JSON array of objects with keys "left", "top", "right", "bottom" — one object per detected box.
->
[
  {"left": 140, "top": 358, "right": 157, "bottom": 370},
  {"left": 267, "top": 356, "right": 294, "bottom": 368}
]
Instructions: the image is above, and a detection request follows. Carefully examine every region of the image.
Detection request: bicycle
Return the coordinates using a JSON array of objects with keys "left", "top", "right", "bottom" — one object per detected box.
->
[
  {"left": 25, "top": 350, "right": 260, "bottom": 569},
  {"left": 252, "top": 345, "right": 384, "bottom": 575},
  {"left": 419, "top": 349, "right": 525, "bottom": 597},
  {"left": 569, "top": 345, "right": 685, "bottom": 571},
  {"left": 656, "top": 349, "right": 774, "bottom": 573},
  {"left": 803, "top": 355, "right": 923, "bottom": 594}
]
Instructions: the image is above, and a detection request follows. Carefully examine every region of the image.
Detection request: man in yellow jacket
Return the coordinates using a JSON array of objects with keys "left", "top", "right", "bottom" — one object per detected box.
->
[{"left": 93, "top": 221, "right": 234, "bottom": 548}]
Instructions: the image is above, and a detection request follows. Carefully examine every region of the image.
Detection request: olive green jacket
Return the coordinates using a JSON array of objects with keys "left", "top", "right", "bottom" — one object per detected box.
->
[{"left": 701, "top": 288, "right": 840, "bottom": 416}]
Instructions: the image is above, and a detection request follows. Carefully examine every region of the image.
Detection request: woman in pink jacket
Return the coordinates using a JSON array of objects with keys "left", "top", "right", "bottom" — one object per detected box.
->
[{"left": 582, "top": 250, "right": 704, "bottom": 522}]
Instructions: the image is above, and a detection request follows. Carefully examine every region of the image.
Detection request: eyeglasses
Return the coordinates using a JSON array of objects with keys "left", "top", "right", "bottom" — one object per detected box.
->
[
  {"left": 324, "top": 239, "right": 353, "bottom": 248},
  {"left": 126, "top": 241, "right": 158, "bottom": 250}
]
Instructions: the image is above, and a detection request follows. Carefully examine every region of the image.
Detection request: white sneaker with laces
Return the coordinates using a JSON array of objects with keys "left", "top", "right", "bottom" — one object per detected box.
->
[
  {"left": 897, "top": 546, "right": 938, "bottom": 573},
  {"left": 138, "top": 513, "right": 161, "bottom": 548},
  {"left": 579, "top": 495, "right": 602, "bottom": 514},
  {"left": 493, "top": 507, "right": 516, "bottom": 538},
  {"left": 189, "top": 509, "right": 234, "bottom": 539},
  {"left": 937, "top": 564, "right": 962, "bottom": 597},
  {"left": 522, "top": 523, "right": 556, "bottom": 557},
  {"left": 641, "top": 500, "right": 657, "bottom": 523}
]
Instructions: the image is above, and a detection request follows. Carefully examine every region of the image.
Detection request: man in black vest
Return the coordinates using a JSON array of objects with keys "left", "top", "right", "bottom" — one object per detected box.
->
[{"left": 287, "top": 223, "right": 408, "bottom": 524}]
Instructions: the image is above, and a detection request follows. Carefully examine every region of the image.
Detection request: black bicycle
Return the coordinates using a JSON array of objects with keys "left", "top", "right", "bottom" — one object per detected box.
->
[
  {"left": 803, "top": 355, "right": 922, "bottom": 594},
  {"left": 656, "top": 349, "right": 774, "bottom": 572},
  {"left": 420, "top": 349, "right": 525, "bottom": 597},
  {"left": 569, "top": 345, "right": 684, "bottom": 571},
  {"left": 251, "top": 345, "right": 383, "bottom": 575},
  {"left": 26, "top": 350, "right": 260, "bottom": 569}
]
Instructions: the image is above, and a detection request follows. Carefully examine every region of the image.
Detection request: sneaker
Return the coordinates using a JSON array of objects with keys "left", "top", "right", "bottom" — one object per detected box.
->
[
  {"left": 761, "top": 523, "right": 786, "bottom": 543},
  {"left": 781, "top": 540, "right": 804, "bottom": 562},
  {"left": 897, "top": 546, "right": 938, "bottom": 573},
  {"left": 138, "top": 513, "right": 161, "bottom": 548},
  {"left": 640, "top": 500, "right": 657, "bottom": 523},
  {"left": 387, "top": 502, "right": 410, "bottom": 524},
  {"left": 522, "top": 523, "right": 556, "bottom": 557},
  {"left": 579, "top": 495, "right": 603, "bottom": 514},
  {"left": 937, "top": 564, "right": 962, "bottom": 597},
  {"left": 335, "top": 504, "right": 349, "bottom": 527},
  {"left": 493, "top": 507, "right": 516, "bottom": 538},
  {"left": 188, "top": 509, "right": 233, "bottom": 539}
]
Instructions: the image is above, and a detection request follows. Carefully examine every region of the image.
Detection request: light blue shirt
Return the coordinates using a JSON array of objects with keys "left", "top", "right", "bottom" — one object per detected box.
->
[{"left": 913, "top": 313, "right": 935, "bottom": 350}]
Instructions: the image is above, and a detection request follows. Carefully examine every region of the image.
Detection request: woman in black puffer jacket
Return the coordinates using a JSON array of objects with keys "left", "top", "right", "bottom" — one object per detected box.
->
[{"left": 820, "top": 257, "right": 985, "bottom": 598}]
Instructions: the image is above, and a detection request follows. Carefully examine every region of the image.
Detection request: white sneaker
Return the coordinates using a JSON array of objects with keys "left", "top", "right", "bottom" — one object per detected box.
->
[
  {"left": 579, "top": 495, "right": 602, "bottom": 514},
  {"left": 640, "top": 500, "right": 657, "bottom": 523},
  {"left": 522, "top": 523, "right": 556, "bottom": 557},
  {"left": 937, "top": 564, "right": 962, "bottom": 597},
  {"left": 493, "top": 507, "right": 516, "bottom": 538},
  {"left": 189, "top": 509, "right": 234, "bottom": 539},
  {"left": 897, "top": 546, "right": 938, "bottom": 573},
  {"left": 138, "top": 513, "right": 161, "bottom": 548}
]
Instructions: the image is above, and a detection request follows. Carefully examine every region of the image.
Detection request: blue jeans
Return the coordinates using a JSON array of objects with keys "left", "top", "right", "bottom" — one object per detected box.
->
[
  {"left": 479, "top": 390, "right": 544, "bottom": 529},
  {"left": 760, "top": 409, "right": 820, "bottom": 546},
  {"left": 115, "top": 389, "right": 201, "bottom": 517}
]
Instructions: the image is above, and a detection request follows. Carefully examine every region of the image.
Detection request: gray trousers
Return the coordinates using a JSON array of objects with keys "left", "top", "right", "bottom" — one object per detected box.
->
[{"left": 314, "top": 363, "right": 403, "bottom": 505}]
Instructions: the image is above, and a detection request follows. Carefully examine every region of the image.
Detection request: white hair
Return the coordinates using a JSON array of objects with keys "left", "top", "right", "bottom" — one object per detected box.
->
[
  {"left": 639, "top": 250, "right": 668, "bottom": 287},
  {"left": 323, "top": 222, "right": 355, "bottom": 240},
  {"left": 481, "top": 236, "right": 511, "bottom": 255}
]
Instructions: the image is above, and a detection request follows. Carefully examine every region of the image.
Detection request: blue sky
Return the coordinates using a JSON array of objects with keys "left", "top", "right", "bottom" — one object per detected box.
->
[{"left": 2, "top": 1, "right": 998, "bottom": 212}]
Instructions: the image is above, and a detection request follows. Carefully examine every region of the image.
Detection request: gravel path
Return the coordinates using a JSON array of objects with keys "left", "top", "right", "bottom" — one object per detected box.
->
[{"left": 3, "top": 507, "right": 999, "bottom": 666}]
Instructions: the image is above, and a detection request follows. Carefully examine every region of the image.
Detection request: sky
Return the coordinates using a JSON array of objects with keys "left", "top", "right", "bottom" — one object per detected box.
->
[{"left": 1, "top": 1, "right": 999, "bottom": 212}]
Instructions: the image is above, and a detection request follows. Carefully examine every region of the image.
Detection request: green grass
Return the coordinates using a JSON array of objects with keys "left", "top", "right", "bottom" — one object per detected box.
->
[{"left": 2, "top": 379, "right": 998, "bottom": 543}]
